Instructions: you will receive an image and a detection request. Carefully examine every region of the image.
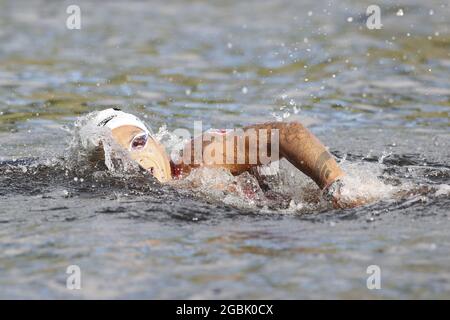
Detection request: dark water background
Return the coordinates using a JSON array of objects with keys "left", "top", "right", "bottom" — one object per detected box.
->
[{"left": 0, "top": 0, "right": 449, "bottom": 299}]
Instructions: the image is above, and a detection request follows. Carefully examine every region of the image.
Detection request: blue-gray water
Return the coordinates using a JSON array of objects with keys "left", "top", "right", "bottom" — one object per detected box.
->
[{"left": 0, "top": 0, "right": 449, "bottom": 299}]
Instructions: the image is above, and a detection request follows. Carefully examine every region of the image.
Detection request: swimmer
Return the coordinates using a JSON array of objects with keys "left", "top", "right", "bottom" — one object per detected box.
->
[{"left": 91, "top": 108, "right": 347, "bottom": 206}]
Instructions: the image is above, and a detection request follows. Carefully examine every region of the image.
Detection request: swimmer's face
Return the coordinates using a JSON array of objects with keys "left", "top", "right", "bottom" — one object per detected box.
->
[{"left": 111, "top": 125, "right": 172, "bottom": 182}]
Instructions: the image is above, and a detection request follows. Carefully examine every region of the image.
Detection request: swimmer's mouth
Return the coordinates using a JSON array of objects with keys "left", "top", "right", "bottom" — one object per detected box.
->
[{"left": 145, "top": 165, "right": 170, "bottom": 183}]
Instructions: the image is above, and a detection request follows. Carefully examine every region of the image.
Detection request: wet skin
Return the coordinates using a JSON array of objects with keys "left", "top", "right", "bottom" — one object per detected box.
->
[{"left": 110, "top": 121, "right": 344, "bottom": 191}]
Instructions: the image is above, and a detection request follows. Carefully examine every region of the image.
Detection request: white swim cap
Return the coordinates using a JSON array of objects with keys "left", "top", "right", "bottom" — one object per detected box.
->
[{"left": 94, "top": 108, "right": 150, "bottom": 134}]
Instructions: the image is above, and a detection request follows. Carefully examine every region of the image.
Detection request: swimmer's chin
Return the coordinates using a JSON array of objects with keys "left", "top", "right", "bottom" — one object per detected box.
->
[
  {"left": 132, "top": 154, "right": 172, "bottom": 183},
  {"left": 144, "top": 166, "right": 172, "bottom": 183},
  {"left": 138, "top": 162, "right": 171, "bottom": 183}
]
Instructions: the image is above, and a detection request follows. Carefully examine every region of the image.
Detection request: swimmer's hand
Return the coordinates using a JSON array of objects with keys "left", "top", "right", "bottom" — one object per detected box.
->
[{"left": 323, "top": 179, "right": 367, "bottom": 209}]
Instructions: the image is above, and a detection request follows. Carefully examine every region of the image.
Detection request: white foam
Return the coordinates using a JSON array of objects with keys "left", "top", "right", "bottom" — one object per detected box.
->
[
  {"left": 67, "top": 111, "right": 141, "bottom": 174},
  {"left": 435, "top": 184, "right": 450, "bottom": 197}
]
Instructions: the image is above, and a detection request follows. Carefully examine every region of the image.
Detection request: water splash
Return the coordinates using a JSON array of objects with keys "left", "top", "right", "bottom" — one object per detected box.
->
[
  {"left": 337, "top": 161, "right": 400, "bottom": 206},
  {"left": 66, "top": 111, "right": 142, "bottom": 174},
  {"left": 170, "top": 153, "right": 449, "bottom": 213},
  {"left": 8, "top": 112, "right": 443, "bottom": 214}
]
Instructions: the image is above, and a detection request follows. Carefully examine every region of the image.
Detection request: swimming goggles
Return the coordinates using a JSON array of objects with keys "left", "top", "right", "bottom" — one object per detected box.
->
[{"left": 129, "top": 132, "right": 149, "bottom": 151}]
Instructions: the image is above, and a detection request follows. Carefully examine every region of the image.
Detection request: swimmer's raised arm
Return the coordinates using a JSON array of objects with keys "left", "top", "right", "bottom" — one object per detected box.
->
[
  {"left": 249, "top": 122, "right": 344, "bottom": 190},
  {"left": 180, "top": 121, "right": 344, "bottom": 190}
]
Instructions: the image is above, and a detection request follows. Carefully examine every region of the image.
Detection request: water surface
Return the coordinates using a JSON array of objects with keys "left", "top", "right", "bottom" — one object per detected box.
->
[{"left": 0, "top": 0, "right": 449, "bottom": 299}]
